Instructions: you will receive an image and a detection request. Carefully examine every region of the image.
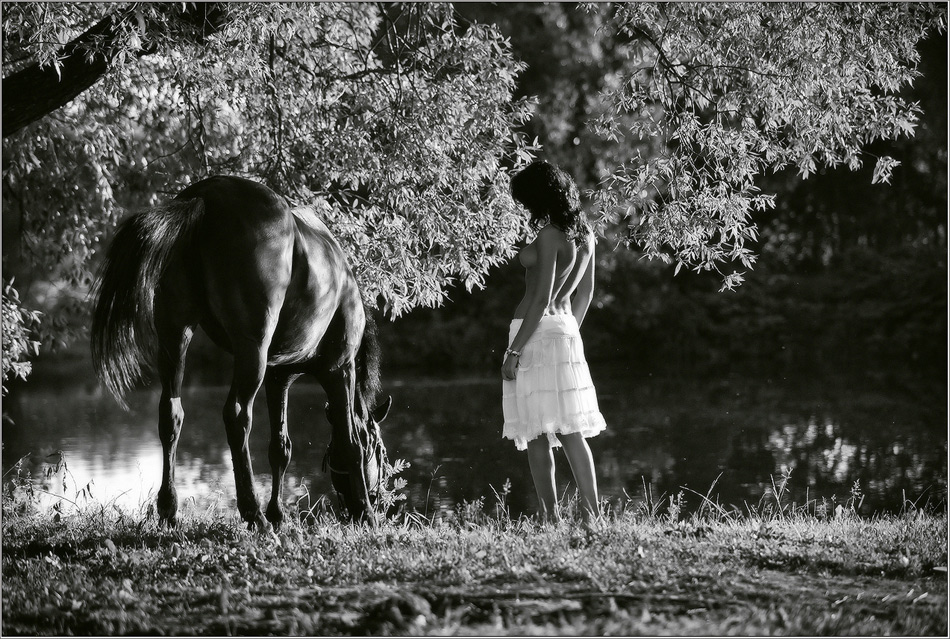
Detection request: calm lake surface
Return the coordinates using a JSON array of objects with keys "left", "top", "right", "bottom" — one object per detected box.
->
[{"left": 3, "top": 366, "right": 946, "bottom": 519}]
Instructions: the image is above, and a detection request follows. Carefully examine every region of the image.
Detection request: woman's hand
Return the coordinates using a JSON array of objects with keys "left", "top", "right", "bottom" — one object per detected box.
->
[{"left": 501, "top": 353, "right": 520, "bottom": 381}]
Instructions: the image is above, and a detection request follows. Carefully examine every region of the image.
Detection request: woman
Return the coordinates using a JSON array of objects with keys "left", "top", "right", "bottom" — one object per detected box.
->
[{"left": 502, "top": 161, "right": 606, "bottom": 523}]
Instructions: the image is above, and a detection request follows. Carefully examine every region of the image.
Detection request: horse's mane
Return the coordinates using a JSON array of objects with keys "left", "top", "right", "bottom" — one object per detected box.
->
[{"left": 356, "top": 310, "right": 382, "bottom": 410}]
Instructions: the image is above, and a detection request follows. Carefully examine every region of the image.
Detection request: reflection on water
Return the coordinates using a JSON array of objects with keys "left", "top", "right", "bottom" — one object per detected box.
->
[{"left": 2, "top": 369, "right": 946, "bottom": 518}]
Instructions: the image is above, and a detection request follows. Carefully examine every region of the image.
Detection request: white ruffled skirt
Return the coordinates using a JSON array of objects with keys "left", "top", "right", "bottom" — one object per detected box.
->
[{"left": 502, "top": 314, "right": 606, "bottom": 450}]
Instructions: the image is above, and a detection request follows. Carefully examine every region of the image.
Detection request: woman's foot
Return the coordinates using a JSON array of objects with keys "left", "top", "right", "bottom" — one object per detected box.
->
[{"left": 532, "top": 511, "right": 561, "bottom": 530}]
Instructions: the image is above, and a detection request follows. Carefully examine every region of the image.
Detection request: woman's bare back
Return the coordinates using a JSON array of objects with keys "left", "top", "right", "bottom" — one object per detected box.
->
[{"left": 513, "top": 225, "right": 594, "bottom": 319}]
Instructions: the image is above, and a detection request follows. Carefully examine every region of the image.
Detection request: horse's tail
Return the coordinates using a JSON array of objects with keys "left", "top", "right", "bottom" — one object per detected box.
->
[{"left": 91, "top": 198, "right": 205, "bottom": 407}]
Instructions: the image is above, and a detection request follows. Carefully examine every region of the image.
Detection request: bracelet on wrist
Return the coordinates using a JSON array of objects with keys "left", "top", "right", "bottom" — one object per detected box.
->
[{"left": 505, "top": 348, "right": 521, "bottom": 358}]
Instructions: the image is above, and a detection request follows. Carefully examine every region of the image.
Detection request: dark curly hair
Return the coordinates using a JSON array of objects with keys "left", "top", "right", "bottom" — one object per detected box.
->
[{"left": 510, "top": 161, "right": 590, "bottom": 246}]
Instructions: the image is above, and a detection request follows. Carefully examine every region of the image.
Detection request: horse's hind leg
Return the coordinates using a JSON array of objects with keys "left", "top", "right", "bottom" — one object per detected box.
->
[
  {"left": 264, "top": 370, "right": 297, "bottom": 527},
  {"left": 223, "top": 345, "right": 269, "bottom": 528},
  {"left": 155, "top": 319, "right": 195, "bottom": 527}
]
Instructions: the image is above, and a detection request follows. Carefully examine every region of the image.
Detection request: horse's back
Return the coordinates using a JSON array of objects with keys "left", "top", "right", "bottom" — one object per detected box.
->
[
  {"left": 166, "top": 176, "right": 361, "bottom": 368},
  {"left": 164, "top": 177, "right": 292, "bottom": 354},
  {"left": 177, "top": 174, "right": 287, "bottom": 206}
]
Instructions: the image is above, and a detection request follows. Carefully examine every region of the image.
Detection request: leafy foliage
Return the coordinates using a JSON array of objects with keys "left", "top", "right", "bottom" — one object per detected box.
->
[
  {"left": 591, "top": 3, "right": 946, "bottom": 288},
  {"left": 158, "top": 3, "right": 535, "bottom": 311},
  {"left": 379, "top": 5, "right": 945, "bottom": 380},
  {"left": 456, "top": 3, "right": 649, "bottom": 190},
  {"left": 2, "top": 2, "right": 533, "bottom": 387},
  {"left": 2, "top": 2, "right": 946, "bottom": 390},
  {"left": 1, "top": 280, "right": 41, "bottom": 395}
]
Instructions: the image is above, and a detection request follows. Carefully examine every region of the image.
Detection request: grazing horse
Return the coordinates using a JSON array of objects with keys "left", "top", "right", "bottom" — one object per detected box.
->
[{"left": 91, "top": 175, "right": 391, "bottom": 527}]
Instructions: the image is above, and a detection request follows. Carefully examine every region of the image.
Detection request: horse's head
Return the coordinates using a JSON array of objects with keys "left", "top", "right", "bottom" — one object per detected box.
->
[{"left": 324, "top": 394, "right": 392, "bottom": 522}]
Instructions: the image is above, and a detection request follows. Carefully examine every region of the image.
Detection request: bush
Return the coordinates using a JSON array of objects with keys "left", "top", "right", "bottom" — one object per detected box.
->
[{"left": 2, "top": 280, "right": 41, "bottom": 395}]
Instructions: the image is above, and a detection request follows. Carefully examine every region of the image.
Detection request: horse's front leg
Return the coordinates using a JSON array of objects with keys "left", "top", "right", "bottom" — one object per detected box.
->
[
  {"left": 322, "top": 364, "right": 376, "bottom": 524},
  {"left": 223, "top": 346, "right": 268, "bottom": 529},
  {"left": 264, "top": 370, "right": 297, "bottom": 528}
]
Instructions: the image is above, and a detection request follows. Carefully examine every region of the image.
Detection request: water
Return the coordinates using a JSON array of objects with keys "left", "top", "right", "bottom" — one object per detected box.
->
[{"left": 2, "top": 368, "right": 946, "bottom": 518}]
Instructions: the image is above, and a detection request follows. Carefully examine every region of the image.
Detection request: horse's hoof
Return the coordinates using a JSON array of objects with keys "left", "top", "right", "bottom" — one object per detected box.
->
[
  {"left": 265, "top": 504, "right": 284, "bottom": 529},
  {"left": 245, "top": 511, "right": 271, "bottom": 532},
  {"left": 157, "top": 486, "right": 178, "bottom": 520},
  {"left": 157, "top": 500, "right": 178, "bottom": 527}
]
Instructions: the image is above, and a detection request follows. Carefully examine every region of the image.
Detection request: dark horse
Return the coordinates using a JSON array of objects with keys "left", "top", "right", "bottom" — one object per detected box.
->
[{"left": 91, "top": 175, "right": 391, "bottom": 527}]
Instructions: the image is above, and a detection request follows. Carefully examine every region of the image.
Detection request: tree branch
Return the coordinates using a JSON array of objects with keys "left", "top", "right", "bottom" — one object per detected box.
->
[
  {"left": 3, "top": 8, "right": 133, "bottom": 138},
  {"left": 2, "top": 2, "right": 227, "bottom": 139}
]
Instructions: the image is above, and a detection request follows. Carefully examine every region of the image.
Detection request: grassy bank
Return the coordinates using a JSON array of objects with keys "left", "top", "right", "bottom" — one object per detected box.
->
[{"left": 2, "top": 496, "right": 947, "bottom": 636}]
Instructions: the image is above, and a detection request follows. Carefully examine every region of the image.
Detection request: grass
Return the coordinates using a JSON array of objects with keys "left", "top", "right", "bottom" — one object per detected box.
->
[{"left": 2, "top": 477, "right": 947, "bottom": 637}]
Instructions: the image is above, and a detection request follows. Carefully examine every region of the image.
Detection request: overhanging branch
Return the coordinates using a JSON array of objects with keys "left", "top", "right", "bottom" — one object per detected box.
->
[{"left": 2, "top": 2, "right": 227, "bottom": 139}]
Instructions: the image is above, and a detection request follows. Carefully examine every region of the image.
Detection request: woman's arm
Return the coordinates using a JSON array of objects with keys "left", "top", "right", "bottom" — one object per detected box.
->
[
  {"left": 501, "top": 229, "right": 559, "bottom": 380},
  {"left": 571, "top": 239, "right": 595, "bottom": 327}
]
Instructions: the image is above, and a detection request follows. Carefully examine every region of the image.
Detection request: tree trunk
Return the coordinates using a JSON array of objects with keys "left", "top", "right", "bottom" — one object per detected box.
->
[
  {"left": 3, "top": 3, "right": 226, "bottom": 139},
  {"left": 3, "top": 9, "right": 131, "bottom": 138}
]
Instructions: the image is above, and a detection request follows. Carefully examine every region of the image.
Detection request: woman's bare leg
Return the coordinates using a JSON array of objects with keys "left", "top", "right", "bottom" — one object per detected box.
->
[
  {"left": 526, "top": 437, "right": 559, "bottom": 522},
  {"left": 558, "top": 432, "right": 600, "bottom": 522}
]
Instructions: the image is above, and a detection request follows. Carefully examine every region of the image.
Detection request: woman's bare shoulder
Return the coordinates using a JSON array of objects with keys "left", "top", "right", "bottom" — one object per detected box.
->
[
  {"left": 536, "top": 224, "right": 567, "bottom": 246},
  {"left": 537, "top": 224, "right": 563, "bottom": 237}
]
